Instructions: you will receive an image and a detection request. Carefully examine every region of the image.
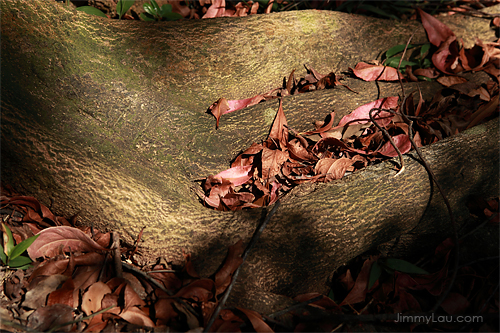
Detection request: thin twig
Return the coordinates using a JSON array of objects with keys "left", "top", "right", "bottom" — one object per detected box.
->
[
  {"left": 46, "top": 306, "right": 115, "bottom": 333},
  {"left": 459, "top": 212, "right": 499, "bottom": 241},
  {"left": 122, "top": 261, "right": 173, "bottom": 296},
  {"left": 112, "top": 232, "right": 123, "bottom": 278},
  {"left": 268, "top": 294, "right": 323, "bottom": 319},
  {"left": 122, "top": 261, "right": 201, "bottom": 320},
  {"left": 382, "top": 32, "right": 459, "bottom": 314},
  {"left": 204, "top": 201, "right": 281, "bottom": 332},
  {"left": 402, "top": 116, "right": 460, "bottom": 313}
]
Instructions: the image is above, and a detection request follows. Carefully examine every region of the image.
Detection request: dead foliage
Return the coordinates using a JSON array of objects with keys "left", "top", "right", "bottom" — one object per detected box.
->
[{"left": 201, "top": 9, "right": 499, "bottom": 211}]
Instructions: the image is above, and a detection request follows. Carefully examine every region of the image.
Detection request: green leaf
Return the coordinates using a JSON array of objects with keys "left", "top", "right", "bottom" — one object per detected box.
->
[
  {"left": 368, "top": 261, "right": 382, "bottom": 289},
  {"left": 385, "top": 57, "right": 418, "bottom": 68},
  {"left": 384, "top": 258, "right": 429, "bottom": 275},
  {"left": 0, "top": 244, "right": 7, "bottom": 265},
  {"left": 421, "top": 58, "right": 432, "bottom": 68},
  {"left": 163, "top": 11, "right": 183, "bottom": 21},
  {"left": 385, "top": 44, "right": 416, "bottom": 59},
  {"left": 7, "top": 255, "right": 33, "bottom": 269},
  {"left": 160, "top": 3, "right": 173, "bottom": 16},
  {"left": 76, "top": 6, "right": 108, "bottom": 18},
  {"left": 2, "top": 224, "right": 15, "bottom": 256},
  {"left": 140, "top": 12, "right": 156, "bottom": 21},
  {"left": 417, "top": 75, "right": 433, "bottom": 81},
  {"left": 117, "top": 0, "right": 135, "bottom": 19},
  {"left": 420, "top": 43, "right": 431, "bottom": 58},
  {"left": 143, "top": 3, "right": 156, "bottom": 16},
  {"left": 150, "top": 0, "right": 161, "bottom": 13},
  {"left": 9, "top": 234, "right": 39, "bottom": 261}
]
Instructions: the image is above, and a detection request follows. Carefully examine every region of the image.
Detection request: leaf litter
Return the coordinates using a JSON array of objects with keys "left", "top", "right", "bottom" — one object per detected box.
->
[
  {"left": 1, "top": 7, "right": 499, "bottom": 333},
  {"left": 1, "top": 194, "right": 274, "bottom": 332},
  {"left": 201, "top": 10, "right": 499, "bottom": 211}
]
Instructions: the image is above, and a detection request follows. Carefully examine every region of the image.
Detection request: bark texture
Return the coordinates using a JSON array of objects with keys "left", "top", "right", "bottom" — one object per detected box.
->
[{"left": 1, "top": 1, "right": 498, "bottom": 313}]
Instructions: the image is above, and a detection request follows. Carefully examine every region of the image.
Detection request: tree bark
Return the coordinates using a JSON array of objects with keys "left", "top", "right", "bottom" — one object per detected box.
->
[{"left": 1, "top": 0, "right": 498, "bottom": 313}]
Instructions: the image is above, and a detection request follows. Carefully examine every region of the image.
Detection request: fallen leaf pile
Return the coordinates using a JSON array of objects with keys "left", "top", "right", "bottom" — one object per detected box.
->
[
  {"left": 201, "top": 10, "right": 499, "bottom": 211},
  {"left": 351, "top": 9, "right": 500, "bottom": 83},
  {"left": 0, "top": 194, "right": 273, "bottom": 332},
  {"left": 201, "top": 75, "right": 498, "bottom": 211},
  {"left": 289, "top": 226, "right": 499, "bottom": 332},
  {"left": 1, "top": 193, "right": 498, "bottom": 332}
]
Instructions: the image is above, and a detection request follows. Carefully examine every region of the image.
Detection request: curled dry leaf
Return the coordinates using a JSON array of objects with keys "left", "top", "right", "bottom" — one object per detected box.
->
[
  {"left": 432, "top": 35, "right": 460, "bottom": 74},
  {"left": 23, "top": 274, "right": 69, "bottom": 309},
  {"left": 202, "top": 0, "right": 226, "bottom": 18},
  {"left": 268, "top": 98, "right": 289, "bottom": 150},
  {"left": 437, "top": 75, "right": 468, "bottom": 87},
  {"left": 207, "top": 97, "right": 230, "bottom": 129}
]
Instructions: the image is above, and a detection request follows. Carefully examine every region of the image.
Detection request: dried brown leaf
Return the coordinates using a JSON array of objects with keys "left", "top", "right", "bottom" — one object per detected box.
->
[
  {"left": 261, "top": 147, "right": 288, "bottom": 180},
  {"left": 28, "top": 226, "right": 108, "bottom": 259},
  {"left": 314, "top": 158, "right": 355, "bottom": 182},
  {"left": 267, "top": 98, "right": 288, "bottom": 150},
  {"left": 82, "top": 281, "right": 112, "bottom": 316}
]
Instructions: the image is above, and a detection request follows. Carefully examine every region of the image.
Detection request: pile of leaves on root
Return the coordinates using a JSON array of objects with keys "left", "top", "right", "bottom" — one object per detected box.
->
[
  {"left": 200, "top": 9, "right": 500, "bottom": 211},
  {"left": 1, "top": 193, "right": 498, "bottom": 332}
]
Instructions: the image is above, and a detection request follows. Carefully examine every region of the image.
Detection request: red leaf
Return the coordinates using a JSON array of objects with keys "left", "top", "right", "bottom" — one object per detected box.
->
[
  {"left": 202, "top": 0, "right": 226, "bottom": 18},
  {"left": 115, "top": 306, "right": 155, "bottom": 328},
  {"left": 214, "top": 165, "right": 253, "bottom": 187},
  {"left": 377, "top": 134, "right": 412, "bottom": 157},
  {"left": 47, "top": 278, "right": 76, "bottom": 308},
  {"left": 350, "top": 62, "right": 401, "bottom": 81},
  {"left": 437, "top": 76, "right": 468, "bottom": 87},
  {"left": 287, "top": 138, "right": 317, "bottom": 162},
  {"left": 337, "top": 97, "right": 398, "bottom": 127},
  {"left": 225, "top": 95, "right": 266, "bottom": 114},
  {"left": 417, "top": 8, "right": 455, "bottom": 47},
  {"left": 28, "top": 226, "right": 108, "bottom": 259},
  {"left": 221, "top": 190, "right": 255, "bottom": 210}
]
